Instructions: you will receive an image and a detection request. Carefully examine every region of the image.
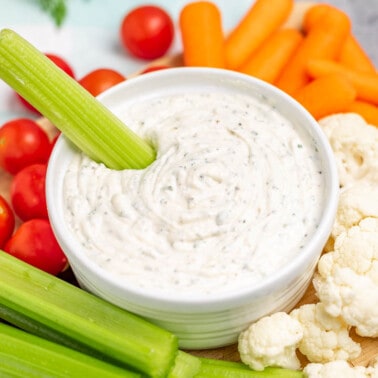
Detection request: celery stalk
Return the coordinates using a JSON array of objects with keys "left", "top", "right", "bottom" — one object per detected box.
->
[
  {"left": 0, "top": 322, "right": 140, "bottom": 377},
  {"left": 168, "top": 351, "right": 201, "bottom": 378},
  {"left": 194, "top": 358, "right": 304, "bottom": 377},
  {"left": 0, "top": 28, "right": 155, "bottom": 170},
  {"left": 0, "top": 251, "right": 178, "bottom": 378}
]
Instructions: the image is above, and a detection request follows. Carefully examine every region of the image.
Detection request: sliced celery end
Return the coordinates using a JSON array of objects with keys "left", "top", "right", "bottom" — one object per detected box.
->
[
  {"left": 168, "top": 351, "right": 201, "bottom": 378},
  {"left": 0, "top": 28, "right": 155, "bottom": 170},
  {"left": 0, "top": 251, "right": 177, "bottom": 378},
  {"left": 0, "top": 322, "right": 140, "bottom": 378}
]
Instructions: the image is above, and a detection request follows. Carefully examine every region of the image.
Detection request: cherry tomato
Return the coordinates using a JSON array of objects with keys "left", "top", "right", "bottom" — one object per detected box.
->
[
  {"left": 10, "top": 164, "right": 48, "bottom": 221},
  {"left": 0, "top": 195, "right": 15, "bottom": 248},
  {"left": 0, "top": 118, "right": 51, "bottom": 175},
  {"left": 17, "top": 53, "right": 75, "bottom": 114},
  {"left": 120, "top": 5, "right": 174, "bottom": 60},
  {"left": 79, "top": 68, "right": 126, "bottom": 97},
  {"left": 140, "top": 65, "right": 170, "bottom": 74},
  {"left": 4, "top": 218, "right": 68, "bottom": 275}
]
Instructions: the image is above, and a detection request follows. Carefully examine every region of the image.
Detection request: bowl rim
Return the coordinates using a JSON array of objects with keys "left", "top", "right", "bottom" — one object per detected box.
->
[{"left": 46, "top": 67, "right": 339, "bottom": 311}]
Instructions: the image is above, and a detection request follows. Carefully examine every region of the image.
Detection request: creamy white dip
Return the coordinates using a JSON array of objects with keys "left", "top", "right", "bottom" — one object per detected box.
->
[{"left": 63, "top": 91, "right": 325, "bottom": 297}]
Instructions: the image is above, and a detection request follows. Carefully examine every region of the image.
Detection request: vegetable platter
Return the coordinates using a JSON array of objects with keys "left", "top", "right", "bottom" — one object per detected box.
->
[{"left": 1, "top": 0, "right": 378, "bottom": 375}]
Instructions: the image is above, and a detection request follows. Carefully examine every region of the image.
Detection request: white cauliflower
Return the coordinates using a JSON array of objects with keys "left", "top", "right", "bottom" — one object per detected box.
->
[
  {"left": 238, "top": 312, "right": 303, "bottom": 371},
  {"left": 290, "top": 303, "right": 361, "bottom": 363},
  {"left": 314, "top": 217, "right": 378, "bottom": 337},
  {"left": 324, "top": 181, "right": 378, "bottom": 252},
  {"left": 319, "top": 113, "right": 378, "bottom": 188},
  {"left": 303, "top": 360, "right": 369, "bottom": 378}
]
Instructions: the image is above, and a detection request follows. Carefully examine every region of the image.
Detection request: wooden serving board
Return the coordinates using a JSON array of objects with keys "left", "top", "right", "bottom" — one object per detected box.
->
[{"left": 1, "top": 0, "right": 377, "bottom": 369}]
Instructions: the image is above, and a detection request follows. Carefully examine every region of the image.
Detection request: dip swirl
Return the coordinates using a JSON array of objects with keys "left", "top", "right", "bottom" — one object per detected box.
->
[{"left": 63, "top": 91, "right": 325, "bottom": 297}]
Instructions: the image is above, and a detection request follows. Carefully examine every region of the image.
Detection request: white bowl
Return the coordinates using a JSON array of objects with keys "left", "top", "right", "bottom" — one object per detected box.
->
[{"left": 46, "top": 67, "right": 339, "bottom": 349}]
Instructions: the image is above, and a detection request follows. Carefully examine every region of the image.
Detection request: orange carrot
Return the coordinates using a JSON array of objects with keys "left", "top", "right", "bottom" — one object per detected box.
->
[
  {"left": 302, "top": 3, "right": 335, "bottom": 32},
  {"left": 338, "top": 35, "right": 376, "bottom": 73},
  {"left": 306, "top": 59, "right": 378, "bottom": 105},
  {"left": 225, "top": 0, "right": 293, "bottom": 70},
  {"left": 179, "top": 1, "right": 225, "bottom": 68},
  {"left": 293, "top": 74, "right": 356, "bottom": 120},
  {"left": 239, "top": 28, "right": 303, "bottom": 84},
  {"left": 275, "top": 6, "right": 351, "bottom": 95},
  {"left": 346, "top": 101, "right": 378, "bottom": 126},
  {"left": 302, "top": 4, "right": 376, "bottom": 73}
]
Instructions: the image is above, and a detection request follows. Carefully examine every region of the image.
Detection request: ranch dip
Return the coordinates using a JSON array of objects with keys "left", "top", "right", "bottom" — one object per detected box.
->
[{"left": 63, "top": 90, "right": 325, "bottom": 297}]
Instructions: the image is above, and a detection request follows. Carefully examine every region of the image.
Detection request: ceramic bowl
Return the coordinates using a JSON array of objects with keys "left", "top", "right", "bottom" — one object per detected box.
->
[{"left": 46, "top": 67, "right": 338, "bottom": 349}]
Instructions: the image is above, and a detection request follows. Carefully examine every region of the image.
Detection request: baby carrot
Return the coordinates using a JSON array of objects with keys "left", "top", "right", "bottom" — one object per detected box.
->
[
  {"left": 302, "top": 3, "right": 334, "bottom": 32},
  {"left": 293, "top": 74, "right": 356, "bottom": 120},
  {"left": 306, "top": 59, "right": 378, "bottom": 105},
  {"left": 239, "top": 28, "right": 303, "bottom": 84},
  {"left": 338, "top": 35, "right": 376, "bottom": 73},
  {"left": 346, "top": 101, "right": 378, "bottom": 126},
  {"left": 225, "top": 0, "right": 293, "bottom": 70},
  {"left": 276, "top": 5, "right": 351, "bottom": 95},
  {"left": 302, "top": 4, "right": 376, "bottom": 73},
  {"left": 179, "top": 1, "right": 225, "bottom": 68}
]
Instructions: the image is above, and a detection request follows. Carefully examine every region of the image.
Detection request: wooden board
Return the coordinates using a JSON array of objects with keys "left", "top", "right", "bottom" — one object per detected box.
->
[{"left": 1, "top": 0, "right": 377, "bottom": 369}]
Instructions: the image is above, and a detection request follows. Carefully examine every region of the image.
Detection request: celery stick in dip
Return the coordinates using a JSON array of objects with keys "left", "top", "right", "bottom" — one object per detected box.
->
[{"left": 63, "top": 90, "right": 325, "bottom": 298}]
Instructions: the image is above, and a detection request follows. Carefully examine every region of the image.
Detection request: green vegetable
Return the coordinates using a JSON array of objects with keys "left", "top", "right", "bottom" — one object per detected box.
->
[
  {"left": 36, "top": 0, "right": 67, "bottom": 27},
  {"left": 168, "top": 351, "right": 201, "bottom": 378},
  {"left": 0, "top": 29, "right": 156, "bottom": 170},
  {"left": 0, "top": 322, "right": 139, "bottom": 377},
  {"left": 0, "top": 251, "right": 178, "bottom": 378},
  {"left": 194, "top": 358, "right": 304, "bottom": 377}
]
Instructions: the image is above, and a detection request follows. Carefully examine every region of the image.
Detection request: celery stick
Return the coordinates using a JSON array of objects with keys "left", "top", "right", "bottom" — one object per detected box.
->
[
  {"left": 194, "top": 358, "right": 304, "bottom": 377},
  {"left": 0, "top": 322, "right": 139, "bottom": 378},
  {"left": 0, "top": 251, "right": 178, "bottom": 378},
  {"left": 0, "top": 28, "right": 155, "bottom": 170},
  {"left": 168, "top": 351, "right": 201, "bottom": 378}
]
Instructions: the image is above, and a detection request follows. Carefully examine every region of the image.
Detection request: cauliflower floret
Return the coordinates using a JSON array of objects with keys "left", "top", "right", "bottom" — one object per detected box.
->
[
  {"left": 290, "top": 303, "right": 361, "bottom": 363},
  {"left": 304, "top": 360, "right": 368, "bottom": 378},
  {"left": 320, "top": 217, "right": 378, "bottom": 285},
  {"left": 314, "top": 218, "right": 378, "bottom": 336},
  {"left": 324, "top": 182, "right": 378, "bottom": 252},
  {"left": 238, "top": 312, "right": 303, "bottom": 371},
  {"left": 314, "top": 267, "right": 378, "bottom": 337},
  {"left": 319, "top": 113, "right": 378, "bottom": 188}
]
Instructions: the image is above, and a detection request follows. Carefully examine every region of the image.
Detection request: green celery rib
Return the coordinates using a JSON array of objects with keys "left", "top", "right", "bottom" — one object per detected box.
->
[
  {"left": 167, "top": 351, "right": 201, "bottom": 378},
  {"left": 194, "top": 358, "right": 304, "bottom": 378},
  {"left": 0, "top": 322, "right": 139, "bottom": 378},
  {"left": 0, "top": 28, "right": 155, "bottom": 170},
  {"left": 0, "top": 251, "right": 178, "bottom": 378}
]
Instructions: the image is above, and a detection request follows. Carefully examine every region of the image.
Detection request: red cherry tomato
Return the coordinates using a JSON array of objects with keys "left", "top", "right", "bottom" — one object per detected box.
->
[
  {"left": 10, "top": 164, "right": 48, "bottom": 221},
  {"left": 17, "top": 53, "right": 75, "bottom": 114},
  {"left": 0, "top": 118, "right": 51, "bottom": 175},
  {"left": 120, "top": 5, "right": 174, "bottom": 60},
  {"left": 140, "top": 65, "right": 170, "bottom": 74},
  {"left": 79, "top": 68, "right": 126, "bottom": 97},
  {"left": 0, "top": 195, "right": 15, "bottom": 248},
  {"left": 4, "top": 218, "right": 68, "bottom": 275}
]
